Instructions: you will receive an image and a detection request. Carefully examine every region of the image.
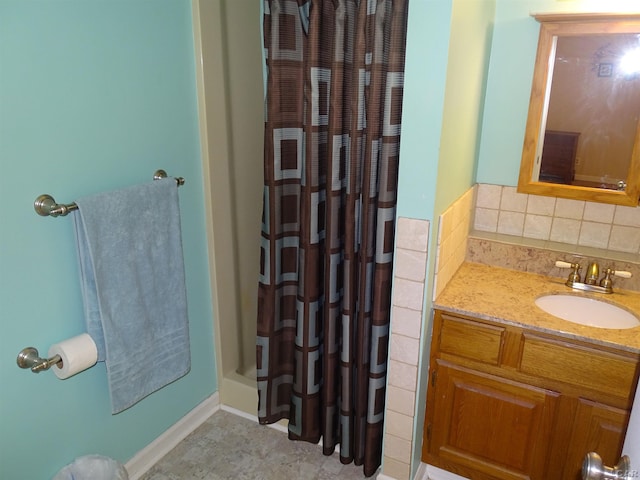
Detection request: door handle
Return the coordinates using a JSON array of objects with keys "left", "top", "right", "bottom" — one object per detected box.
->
[{"left": 582, "top": 452, "right": 631, "bottom": 480}]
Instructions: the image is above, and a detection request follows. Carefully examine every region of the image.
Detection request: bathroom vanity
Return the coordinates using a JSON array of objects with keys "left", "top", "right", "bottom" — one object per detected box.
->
[{"left": 423, "top": 263, "right": 640, "bottom": 480}]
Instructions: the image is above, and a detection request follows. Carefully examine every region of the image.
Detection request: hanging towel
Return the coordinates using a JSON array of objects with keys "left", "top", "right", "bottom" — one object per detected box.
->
[{"left": 72, "top": 178, "right": 190, "bottom": 414}]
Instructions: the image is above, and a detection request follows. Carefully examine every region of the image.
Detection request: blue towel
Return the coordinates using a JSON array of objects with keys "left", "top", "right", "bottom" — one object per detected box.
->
[{"left": 72, "top": 178, "right": 190, "bottom": 414}]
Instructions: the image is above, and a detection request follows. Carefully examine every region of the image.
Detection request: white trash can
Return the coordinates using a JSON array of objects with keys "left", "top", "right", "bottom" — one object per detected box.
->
[{"left": 53, "top": 455, "right": 128, "bottom": 480}]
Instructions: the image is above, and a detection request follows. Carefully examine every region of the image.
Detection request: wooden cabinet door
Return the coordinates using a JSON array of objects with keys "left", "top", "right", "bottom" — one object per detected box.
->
[
  {"left": 424, "top": 361, "right": 560, "bottom": 480},
  {"left": 563, "top": 399, "right": 629, "bottom": 480}
]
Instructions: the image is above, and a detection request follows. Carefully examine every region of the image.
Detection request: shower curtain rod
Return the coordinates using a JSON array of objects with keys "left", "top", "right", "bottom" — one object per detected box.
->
[{"left": 33, "top": 169, "right": 185, "bottom": 218}]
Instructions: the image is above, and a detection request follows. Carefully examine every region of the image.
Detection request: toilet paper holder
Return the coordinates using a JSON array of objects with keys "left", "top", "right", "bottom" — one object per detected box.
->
[{"left": 16, "top": 347, "right": 62, "bottom": 373}]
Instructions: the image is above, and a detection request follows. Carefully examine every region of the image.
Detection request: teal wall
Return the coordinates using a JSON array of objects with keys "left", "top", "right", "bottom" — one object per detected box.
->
[
  {"left": 0, "top": 2, "right": 217, "bottom": 478},
  {"left": 398, "top": 0, "right": 495, "bottom": 220},
  {"left": 398, "top": 1, "right": 496, "bottom": 475},
  {"left": 477, "top": 0, "right": 640, "bottom": 186},
  {"left": 396, "top": 0, "right": 452, "bottom": 221}
]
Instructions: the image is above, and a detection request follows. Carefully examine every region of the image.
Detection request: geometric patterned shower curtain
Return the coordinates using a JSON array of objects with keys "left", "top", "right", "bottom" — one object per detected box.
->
[{"left": 256, "top": 0, "right": 409, "bottom": 476}]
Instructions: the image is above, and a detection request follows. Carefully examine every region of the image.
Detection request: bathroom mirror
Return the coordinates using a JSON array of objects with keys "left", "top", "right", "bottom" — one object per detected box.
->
[{"left": 518, "top": 13, "right": 640, "bottom": 206}]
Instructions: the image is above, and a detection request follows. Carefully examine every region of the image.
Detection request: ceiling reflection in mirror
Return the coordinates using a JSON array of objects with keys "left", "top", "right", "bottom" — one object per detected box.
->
[{"left": 537, "top": 33, "right": 640, "bottom": 191}]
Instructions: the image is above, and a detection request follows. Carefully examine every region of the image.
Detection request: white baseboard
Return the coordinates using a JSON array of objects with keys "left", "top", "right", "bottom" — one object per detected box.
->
[
  {"left": 424, "top": 464, "right": 469, "bottom": 480},
  {"left": 125, "top": 393, "right": 220, "bottom": 480},
  {"left": 413, "top": 462, "right": 429, "bottom": 480},
  {"left": 376, "top": 461, "right": 429, "bottom": 480},
  {"left": 378, "top": 473, "right": 399, "bottom": 480},
  {"left": 219, "top": 404, "right": 289, "bottom": 434}
]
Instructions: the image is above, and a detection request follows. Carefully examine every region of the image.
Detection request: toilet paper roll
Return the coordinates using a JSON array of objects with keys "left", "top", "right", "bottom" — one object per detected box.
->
[{"left": 48, "top": 333, "right": 98, "bottom": 380}]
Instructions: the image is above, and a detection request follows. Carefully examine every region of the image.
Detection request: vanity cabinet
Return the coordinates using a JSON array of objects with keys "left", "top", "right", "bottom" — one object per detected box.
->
[{"left": 422, "top": 310, "right": 639, "bottom": 480}]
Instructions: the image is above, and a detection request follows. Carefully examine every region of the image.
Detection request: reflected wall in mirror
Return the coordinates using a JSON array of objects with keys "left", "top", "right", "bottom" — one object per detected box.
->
[{"left": 518, "top": 13, "right": 640, "bottom": 206}]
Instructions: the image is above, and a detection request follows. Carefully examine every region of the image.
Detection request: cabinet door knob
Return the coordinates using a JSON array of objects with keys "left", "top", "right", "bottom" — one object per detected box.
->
[{"left": 582, "top": 452, "right": 631, "bottom": 480}]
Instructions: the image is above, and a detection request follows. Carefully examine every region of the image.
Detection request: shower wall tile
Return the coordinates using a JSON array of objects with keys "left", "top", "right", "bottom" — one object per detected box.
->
[
  {"left": 390, "top": 306, "right": 422, "bottom": 338},
  {"left": 384, "top": 188, "right": 475, "bottom": 480},
  {"left": 394, "top": 249, "right": 427, "bottom": 282},
  {"left": 388, "top": 360, "right": 418, "bottom": 392},
  {"left": 386, "top": 385, "right": 416, "bottom": 417},
  {"left": 392, "top": 278, "right": 425, "bottom": 311},
  {"left": 385, "top": 410, "right": 414, "bottom": 441},
  {"left": 383, "top": 457, "right": 411, "bottom": 480},
  {"left": 473, "top": 184, "right": 640, "bottom": 255},
  {"left": 384, "top": 434, "right": 413, "bottom": 464},
  {"left": 396, "top": 217, "right": 430, "bottom": 251},
  {"left": 385, "top": 216, "right": 430, "bottom": 480},
  {"left": 390, "top": 335, "right": 420, "bottom": 366}
]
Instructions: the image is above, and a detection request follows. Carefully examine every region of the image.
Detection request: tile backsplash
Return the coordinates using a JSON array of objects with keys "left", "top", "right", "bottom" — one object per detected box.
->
[
  {"left": 467, "top": 183, "right": 639, "bottom": 293},
  {"left": 474, "top": 184, "right": 640, "bottom": 255},
  {"left": 431, "top": 183, "right": 640, "bottom": 297},
  {"left": 433, "top": 186, "right": 475, "bottom": 299}
]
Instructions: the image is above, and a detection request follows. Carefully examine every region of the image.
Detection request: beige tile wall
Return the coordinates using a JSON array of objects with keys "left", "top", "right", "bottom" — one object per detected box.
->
[
  {"left": 383, "top": 190, "right": 476, "bottom": 480},
  {"left": 474, "top": 184, "right": 640, "bottom": 254},
  {"left": 433, "top": 186, "right": 476, "bottom": 299},
  {"left": 383, "top": 217, "right": 430, "bottom": 480}
]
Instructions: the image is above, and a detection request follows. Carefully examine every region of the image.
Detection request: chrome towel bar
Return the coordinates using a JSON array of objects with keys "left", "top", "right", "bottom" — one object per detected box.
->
[{"left": 34, "top": 169, "right": 185, "bottom": 217}]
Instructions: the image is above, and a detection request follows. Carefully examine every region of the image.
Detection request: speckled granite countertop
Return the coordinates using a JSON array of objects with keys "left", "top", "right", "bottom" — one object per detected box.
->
[{"left": 434, "top": 262, "right": 640, "bottom": 353}]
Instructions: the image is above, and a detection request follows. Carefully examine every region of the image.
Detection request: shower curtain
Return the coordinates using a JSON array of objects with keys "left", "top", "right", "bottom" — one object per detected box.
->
[{"left": 256, "top": 0, "right": 408, "bottom": 476}]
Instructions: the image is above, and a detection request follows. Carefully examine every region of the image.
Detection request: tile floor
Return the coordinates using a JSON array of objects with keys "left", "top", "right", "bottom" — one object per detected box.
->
[{"left": 139, "top": 409, "right": 379, "bottom": 479}]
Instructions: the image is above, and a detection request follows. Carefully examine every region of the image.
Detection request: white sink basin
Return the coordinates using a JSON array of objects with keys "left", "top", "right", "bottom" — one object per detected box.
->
[{"left": 535, "top": 294, "right": 640, "bottom": 329}]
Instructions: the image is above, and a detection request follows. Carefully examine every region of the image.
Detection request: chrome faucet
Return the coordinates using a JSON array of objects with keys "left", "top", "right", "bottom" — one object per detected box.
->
[{"left": 555, "top": 260, "right": 632, "bottom": 294}]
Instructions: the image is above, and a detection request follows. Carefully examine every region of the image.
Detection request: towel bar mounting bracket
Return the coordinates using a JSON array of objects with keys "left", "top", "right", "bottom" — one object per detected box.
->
[{"left": 34, "top": 194, "right": 77, "bottom": 217}]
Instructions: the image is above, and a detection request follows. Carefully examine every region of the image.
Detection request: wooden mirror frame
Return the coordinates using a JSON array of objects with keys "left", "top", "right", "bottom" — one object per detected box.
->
[{"left": 517, "top": 13, "right": 640, "bottom": 206}]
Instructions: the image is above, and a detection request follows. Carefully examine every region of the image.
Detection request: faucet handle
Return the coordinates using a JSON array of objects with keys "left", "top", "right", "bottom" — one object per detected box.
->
[
  {"left": 599, "top": 269, "right": 632, "bottom": 292},
  {"left": 555, "top": 260, "right": 577, "bottom": 269},
  {"left": 556, "top": 261, "right": 582, "bottom": 285},
  {"left": 612, "top": 270, "right": 632, "bottom": 279},
  {"left": 601, "top": 268, "right": 633, "bottom": 281}
]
